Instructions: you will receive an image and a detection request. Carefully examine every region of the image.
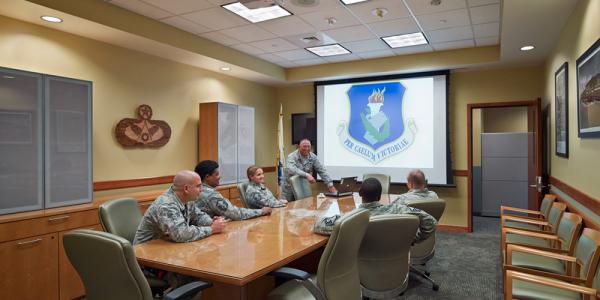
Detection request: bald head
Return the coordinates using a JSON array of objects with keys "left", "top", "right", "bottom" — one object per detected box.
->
[
  {"left": 407, "top": 169, "right": 426, "bottom": 189},
  {"left": 173, "top": 170, "right": 202, "bottom": 202}
]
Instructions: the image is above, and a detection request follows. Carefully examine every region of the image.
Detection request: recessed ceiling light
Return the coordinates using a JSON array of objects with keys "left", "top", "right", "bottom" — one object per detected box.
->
[
  {"left": 222, "top": 2, "right": 291, "bottom": 23},
  {"left": 340, "top": 0, "right": 369, "bottom": 5},
  {"left": 520, "top": 45, "right": 535, "bottom": 51},
  {"left": 382, "top": 32, "right": 428, "bottom": 48},
  {"left": 220, "top": 67, "right": 231, "bottom": 71},
  {"left": 306, "top": 44, "right": 351, "bottom": 57},
  {"left": 41, "top": 15, "right": 63, "bottom": 23}
]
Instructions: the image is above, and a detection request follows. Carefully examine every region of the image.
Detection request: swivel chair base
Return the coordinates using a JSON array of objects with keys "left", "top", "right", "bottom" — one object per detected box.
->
[{"left": 409, "top": 265, "right": 439, "bottom": 291}]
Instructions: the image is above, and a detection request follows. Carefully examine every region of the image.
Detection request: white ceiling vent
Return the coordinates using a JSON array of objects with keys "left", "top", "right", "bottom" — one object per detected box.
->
[
  {"left": 291, "top": 0, "right": 319, "bottom": 7},
  {"left": 301, "top": 36, "right": 320, "bottom": 43}
]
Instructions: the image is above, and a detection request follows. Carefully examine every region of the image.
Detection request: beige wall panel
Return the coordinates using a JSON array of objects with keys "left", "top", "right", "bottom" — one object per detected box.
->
[{"left": 482, "top": 106, "right": 528, "bottom": 133}]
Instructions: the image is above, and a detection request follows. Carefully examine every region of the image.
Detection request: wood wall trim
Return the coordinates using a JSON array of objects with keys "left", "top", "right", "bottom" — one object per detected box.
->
[
  {"left": 452, "top": 170, "right": 468, "bottom": 177},
  {"left": 550, "top": 176, "right": 600, "bottom": 217},
  {"left": 262, "top": 166, "right": 276, "bottom": 173},
  {"left": 438, "top": 225, "right": 470, "bottom": 233}
]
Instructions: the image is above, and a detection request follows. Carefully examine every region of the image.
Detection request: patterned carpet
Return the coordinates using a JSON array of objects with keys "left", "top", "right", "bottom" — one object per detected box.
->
[{"left": 401, "top": 216, "right": 503, "bottom": 300}]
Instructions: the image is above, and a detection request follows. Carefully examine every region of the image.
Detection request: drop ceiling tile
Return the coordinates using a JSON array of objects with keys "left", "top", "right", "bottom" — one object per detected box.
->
[
  {"left": 475, "top": 36, "right": 498, "bottom": 46},
  {"left": 425, "top": 26, "right": 473, "bottom": 43},
  {"left": 298, "top": 8, "right": 360, "bottom": 31},
  {"left": 259, "top": 16, "right": 316, "bottom": 37},
  {"left": 257, "top": 53, "right": 289, "bottom": 63},
  {"left": 342, "top": 39, "right": 388, "bottom": 53},
  {"left": 220, "top": 25, "right": 276, "bottom": 42},
  {"left": 324, "top": 54, "right": 360, "bottom": 63},
  {"left": 469, "top": 4, "right": 500, "bottom": 24},
  {"left": 356, "top": 49, "right": 395, "bottom": 59},
  {"left": 432, "top": 39, "right": 474, "bottom": 50},
  {"left": 181, "top": 7, "right": 248, "bottom": 30},
  {"left": 274, "top": 49, "right": 317, "bottom": 60},
  {"left": 205, "top": 0, "right": 231, "bottom": 6},
  {"left": 473, "top": 22, "right": 499, "bottom": 38},
  {"left": 248, "top": 38, "right": 299, "bottom": 52},
  {"left": 200, "top": 31, "right": 240, "bottom": 45},
  {"left": 111, "top": 0, "right": 172, "bottom": 19},
  {"left": 392, "top": 44, "right": 433, "bottom": 55},
  {"left": 141, "top": 0, "right": 214, "bottom": 14},
  {"left": 230, "top": 44, "right": 266, "bottom": 55},
  {"left": 346, "top": 0, "right": 411, "bottom": 24},
  {"left": 467, "top": 0, "right": 499, "bottom": 7},
  {"left": 293, "top": 58, "right": 326, "bottom": 66},
  {"left": 282, "top": 0, "right": 343, "bottom": 15},
  {"left": 283, "top": 32, "right": 338, "bottom": 48},
  {"left": 323, "top": 25, "right": 377, "bottom": 43},
  {"left": 367, "top": 18, "right": 420, "bottom": 37},
  {"left": 403, "top": 0, "right": 467, "bottom": 15},
  {"left": 416, "top": 9, "right": 470, "bottom": 31},
  {"left": 277, "top": 60, "right": 298, "bottom": 67},
  {"left": 161, "top": 16, "right": 211, "bottom": 34}
]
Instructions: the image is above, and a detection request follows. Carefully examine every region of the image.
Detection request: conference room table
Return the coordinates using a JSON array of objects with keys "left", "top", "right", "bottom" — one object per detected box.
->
[{"left": 134, "top": 193, "right": 398, "bottom": 300}]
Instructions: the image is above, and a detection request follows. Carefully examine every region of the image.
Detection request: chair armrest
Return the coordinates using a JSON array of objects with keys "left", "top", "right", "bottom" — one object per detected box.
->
[
  {"left": 269, "top": 267, "right": 311, "bottom": 281},
  {"left": 501, "top": 206, "right": 542, "bottom": 216},
  {"left": 163, "top": 281, "right": 213, "bottom": 300},
  {"left": 502, "top": 215, "right": 548, "bottom": 226},
  {"left": 502, "top": 227, "right": 559, "bottom": 241},
  {"left": 506, "top": 244, "right": 576, "bottom": 265},
  {"left": 504, "top": 265, "right": 585, "bottom": 284},
  {"left": 506, "top": 270, "right": 595, "bottom": 296}
]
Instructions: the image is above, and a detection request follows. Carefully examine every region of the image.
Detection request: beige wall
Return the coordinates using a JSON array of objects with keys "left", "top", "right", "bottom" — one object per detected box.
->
[
  {"left": 0, "top": 15, "right": 279, "bottom": 196},
  {"left": 543, "top": 0, "right": 600, "bottom": 199},
  {"left": 473, "top": 109, "right": 482, "bottom": 166},
  {"left": 482, "top": 106, "right": 528, "bottom": 133},
  {"left": 276, "top": 65, "right": 543, "bottom": 227}
]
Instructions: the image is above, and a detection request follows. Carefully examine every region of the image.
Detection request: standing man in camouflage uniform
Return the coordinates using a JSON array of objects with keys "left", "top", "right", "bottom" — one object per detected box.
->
[
  {"left": 192, "top": 160, "right": 272, "bottom": 220},
  {"left": 314, "top": 178, "right": 436, "bottom": 243},
  {"left": 134, "top": 170, "right": 227, "bottom": 245},
  {"left": 281, "top": 138, "right": 337, "bottom": 201},
  {"left": 393, "top": 169, "right": 439, "bottom": 205}
]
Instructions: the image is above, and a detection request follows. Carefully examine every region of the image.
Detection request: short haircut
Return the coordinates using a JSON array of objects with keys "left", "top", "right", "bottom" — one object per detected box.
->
[
  {"left": 195, "top": 160, "right": 219, "bottom": 180},
  {"left": 360, "top": 177, "right": 382, "bottom": 203},
  {"left": 407, "top": 169, "right": 426, "bottom": 187},
  {"left": 299, "top": 138, "right": 311, "bottom": 145},
  {"left": 247, "top": 165, "right": 261, "bottom": 180},
  {"left": 173, "top": 170, "right": 197, "bottom": 190}
]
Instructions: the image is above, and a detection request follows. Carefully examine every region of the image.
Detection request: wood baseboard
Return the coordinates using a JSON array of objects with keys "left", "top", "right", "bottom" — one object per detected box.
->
[{"left": 438, "top": 225, "right": 470, "bottom": 233}]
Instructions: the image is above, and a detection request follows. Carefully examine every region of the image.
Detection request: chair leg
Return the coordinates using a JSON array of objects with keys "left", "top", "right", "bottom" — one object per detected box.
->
[{"left": 410, "top": 265, "right": 440, "bottom": 291}]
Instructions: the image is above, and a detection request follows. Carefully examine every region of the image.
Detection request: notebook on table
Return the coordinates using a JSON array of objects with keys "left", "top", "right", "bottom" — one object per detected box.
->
[{"left": 324, "top": 176, "right": 358, "bottom": 197}]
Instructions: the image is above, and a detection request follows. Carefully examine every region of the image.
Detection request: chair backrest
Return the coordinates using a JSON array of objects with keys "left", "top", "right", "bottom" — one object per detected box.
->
[
  {"left": 539, "top": 194, "right": 557, "bottom": 219},
  {"left": 405, "top": 199, "right": 446, "bottom": 221},
  {"left": 64, "top": 229, "right": 153, "bottom": 300},
  {"left": 237, "top": 182, "right": 249, "bottom": 208},
  {"left": 358, "top": 214, "right": 419, "bottom": 296},
  {"left": 547, "top": 202, "right": 567, "bottom": 234},
  {"left": 289, "top": 175, "right": 312, "bottom": 200},
  {"left": 555, "top": 212, "right": 583, "bottom": 254},
  {"left": 406, "top": 199, "right": 446, "bottom": 263},
  {"left": 98, "top": 198, "right": 142, "bottom": 243},
  {"left": 572, "top": 228, "right": 600, "bottom": 286},
  {"left": 316, "top": 209, "right": 370, "bottom": 300},
  {"left": 362, "top": 174, "right": 391, "bottom": 194}
]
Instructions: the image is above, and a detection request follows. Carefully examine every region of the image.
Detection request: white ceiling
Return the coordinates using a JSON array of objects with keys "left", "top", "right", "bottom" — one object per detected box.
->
[{"left": 107, "top": 0, "right": 502, "bottom": 67}]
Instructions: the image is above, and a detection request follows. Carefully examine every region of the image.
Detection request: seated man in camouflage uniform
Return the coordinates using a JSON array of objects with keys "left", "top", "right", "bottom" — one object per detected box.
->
[
  {"left": 134, "top": 170, "right": 227, "bottom": 245},
  {"left": 314, "top": 178, "right": 437, "bottom": 244},
  {"left": 245, "top": 165, "right": 288, "bottom": 209},
  {"left": 393, "top": 169, "right": 439, "bottom": 205},
  {"left": 191, "top": 160, "right": 272, "bottom": 220},
  {"left": 281, "top": 138, "right": 337, "bottom": 201}
]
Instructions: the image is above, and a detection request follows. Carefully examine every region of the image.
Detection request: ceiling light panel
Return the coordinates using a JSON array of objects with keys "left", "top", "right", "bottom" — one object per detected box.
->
[
  {"left": 306, "top": 44, "right": 351, "bottom": 57},
  {"left": 340, "top": 0, "right": 370, "bottom": 5},
  {"left": 382, "top": 32, "right": 428, "bottom": 48},
  {"left": 222, "top": 2, "right": 291, "bottom": 23}
]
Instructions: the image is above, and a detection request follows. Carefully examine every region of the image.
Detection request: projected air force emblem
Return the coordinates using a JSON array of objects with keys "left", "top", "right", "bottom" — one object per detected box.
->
[{"left": 337, "top": 82, "right": 416, "bottom": 164}]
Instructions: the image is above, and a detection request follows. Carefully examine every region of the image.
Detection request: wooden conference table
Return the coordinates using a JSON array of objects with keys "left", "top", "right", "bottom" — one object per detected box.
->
[{"left": 134, "top": 193, "right": 397, "bottom": 300}]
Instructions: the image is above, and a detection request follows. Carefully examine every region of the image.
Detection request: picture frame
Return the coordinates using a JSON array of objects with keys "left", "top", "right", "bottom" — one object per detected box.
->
[
  {"left": 555, "top": 62, "right": 568, "bottom": 157},
  {"left": 576, "top": 38, "right": 600, "bottom": 137}
]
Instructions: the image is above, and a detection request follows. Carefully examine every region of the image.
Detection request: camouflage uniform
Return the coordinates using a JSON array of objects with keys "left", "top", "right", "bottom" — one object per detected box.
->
[
  {"left": 133, "top": 187, "right": 214, "bottom": 245},
  {"left": 313, "top": 201, "right": 437, "bottom": 243},
  {"left": 393, "top": 188, "right": 439, "bottom": 205},
  {"left": 281, "top": 149, "right": 333, "bottom": 201},
  {"left": 245, "top": 182, "right": 286, "bottom": 209},
  {"left": 191, "top": 183, "right": 263, "bottom": 220}
]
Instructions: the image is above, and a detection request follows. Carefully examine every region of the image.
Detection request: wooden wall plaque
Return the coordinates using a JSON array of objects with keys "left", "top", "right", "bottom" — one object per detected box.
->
[{"left": 115, "top": 104, "right": 171, "bottom": 148}]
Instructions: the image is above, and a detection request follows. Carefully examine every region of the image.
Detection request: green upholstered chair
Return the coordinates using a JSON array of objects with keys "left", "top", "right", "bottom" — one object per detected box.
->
[
  {"left": 98, "top": 198, "right": 142, "bottom": 243},
  {"left": 504, "top": 212, "right": 583, "bottom": 272},
  {"left": 362, "top": 174, "right": 391, "bottom": 194},
  {"left": 358, "top": 214, "right": 419, "bottom": 299},
  {"left": 504, "top": 228, "right": 600, "bottom": 300},
  {"left": 501, "top": 194, "right": 557, "bottom": 231},
  {"left": 63, "top": 229, "right": 212, "bottom": 300},
  {"left": 404, "top": 198, "right": 446, "bottom": 291},
  {"left": 237, "top": 182, "right": 250, "bottom": 208},
  {"left": 267, "top": 209, "right": 370, "bottom": 300},
  {"left": 290, "top": 175, "right": 312, "bottom": 200}
]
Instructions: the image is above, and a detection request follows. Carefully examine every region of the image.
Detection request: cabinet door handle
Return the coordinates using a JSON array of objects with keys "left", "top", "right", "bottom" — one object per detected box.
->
[
  {"left": 48, "top": 215, "right": 70, "bottom": 222},
  {"left": 17, "top": 238, "right": 43, "bottom": 246}
]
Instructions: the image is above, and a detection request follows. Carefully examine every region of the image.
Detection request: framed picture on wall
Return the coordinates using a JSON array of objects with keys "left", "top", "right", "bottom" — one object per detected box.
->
[
  {"left": 576, "top": 38, "right": 600, "bottom": 138},
  {"left": 555, "top": 62, "right": 568, "bottom": 157}
]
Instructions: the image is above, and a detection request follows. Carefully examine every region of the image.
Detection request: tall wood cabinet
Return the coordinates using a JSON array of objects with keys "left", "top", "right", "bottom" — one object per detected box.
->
[{"left": 199, "top": 102, "right": 255, "bottom": 184}]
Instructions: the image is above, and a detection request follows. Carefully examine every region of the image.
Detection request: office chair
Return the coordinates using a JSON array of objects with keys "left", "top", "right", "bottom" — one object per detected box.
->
[
  {"left": 358, "top": 214, "right": 420, "bottom": 299},
  {"left": 404, "top": 198, "right": 446, "bottom": 291},
  {"left": 501, "top": 194, "right": 557, "bottom": 231},
  {"left": 63, "top": 229, "right": 212, "bottom": 300},
  {"left": 237, "top": 182, "right": 250, "bottom": 208},
  {"left": 267, "top": 209, "right": 370, "bottom": 300},
  {"left": 290, "top": 175, "right": 312, "bottom": 200},
  {"left": 362, "top": 174, "right": 391, "bottom": 194}
]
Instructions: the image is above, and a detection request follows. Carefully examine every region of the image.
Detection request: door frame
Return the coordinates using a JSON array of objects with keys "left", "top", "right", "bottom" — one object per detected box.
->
[{"left": 467, "top": 98, "right": 542, "bottom": 232}]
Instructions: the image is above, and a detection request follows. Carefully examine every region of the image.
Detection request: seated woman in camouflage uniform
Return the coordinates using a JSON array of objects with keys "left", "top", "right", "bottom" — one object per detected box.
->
[{"left": 245, "top": 165, "right": 288, "bottom": 209}]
